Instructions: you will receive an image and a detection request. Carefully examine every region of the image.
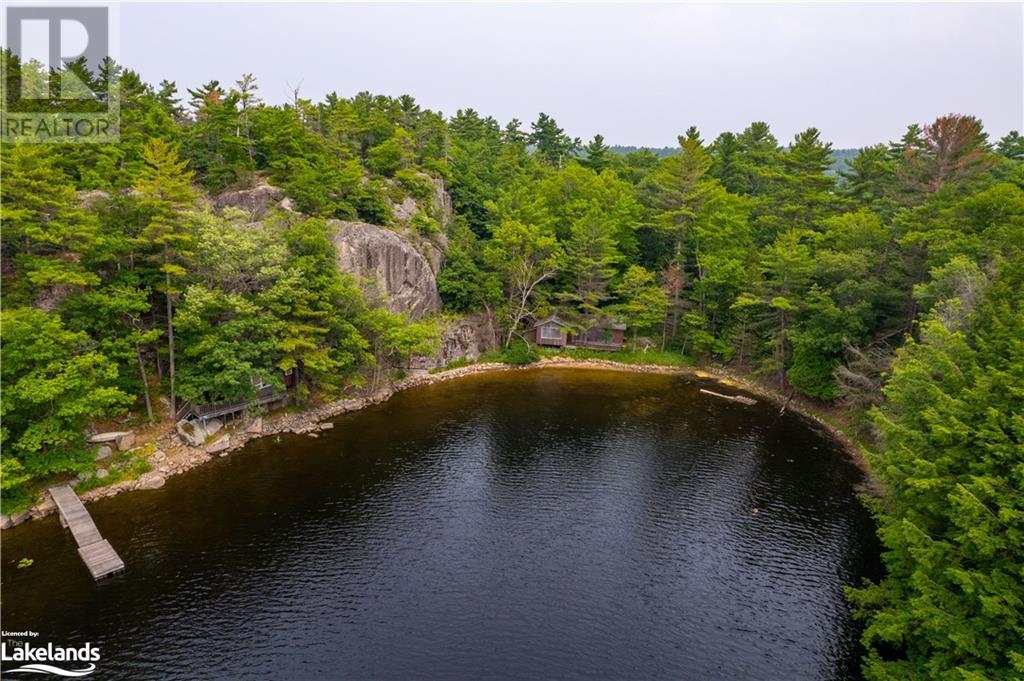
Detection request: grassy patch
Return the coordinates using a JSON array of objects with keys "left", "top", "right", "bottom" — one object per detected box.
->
[
  {"left": 74, "top": 444, "right": 154, "bottom": 494},
  {"left": 430, "top": 357, "right": 471, "bottom": 374}
]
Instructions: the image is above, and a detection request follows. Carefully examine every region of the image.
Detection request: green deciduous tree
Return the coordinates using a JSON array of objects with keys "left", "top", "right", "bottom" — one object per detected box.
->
[
  {"left": 1, "top": 308, "right": 132, "bottom": 509},
  {"left": 485, "top": 220, "right": 563, "bottom": 346}
]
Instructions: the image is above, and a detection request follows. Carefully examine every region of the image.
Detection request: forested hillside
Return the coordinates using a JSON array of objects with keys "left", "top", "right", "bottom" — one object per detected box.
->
[{"left": 1, "top": 54, "right": 1022, "bottom": 678}]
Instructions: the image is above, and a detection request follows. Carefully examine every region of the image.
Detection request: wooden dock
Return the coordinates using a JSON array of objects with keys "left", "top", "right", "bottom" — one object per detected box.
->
[{"left": 49, "top": 485, "right": 125, "bottom": 580}]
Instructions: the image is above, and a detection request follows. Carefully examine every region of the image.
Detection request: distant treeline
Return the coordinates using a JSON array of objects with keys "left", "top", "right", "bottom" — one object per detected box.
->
[{"left": 609, "top": 144, "right": 860, "bottom": 175}]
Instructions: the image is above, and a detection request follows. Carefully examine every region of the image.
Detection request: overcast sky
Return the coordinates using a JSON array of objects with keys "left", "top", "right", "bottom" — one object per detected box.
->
[{"left": 119, "top": 2, "right": 1023, "bottom": 149}]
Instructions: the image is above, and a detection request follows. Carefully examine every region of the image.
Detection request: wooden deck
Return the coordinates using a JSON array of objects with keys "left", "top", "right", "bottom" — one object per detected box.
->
[
  {"left": 49, "top": 485, "right": 125, "bottom": 580},
  {"left": 177, "top": 385, "right": 288, "bottom": 422}
]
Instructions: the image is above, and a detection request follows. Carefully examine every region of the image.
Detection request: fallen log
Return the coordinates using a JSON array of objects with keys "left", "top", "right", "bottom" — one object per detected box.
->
[{"left": 699, "top": 388, "right": 758, "bottom": 406}]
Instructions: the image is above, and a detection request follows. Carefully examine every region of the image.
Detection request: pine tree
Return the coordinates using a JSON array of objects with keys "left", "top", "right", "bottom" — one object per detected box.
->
[
  {"left": 0, "top": 145, "right": 99, "bottom": 294},
  {"left": 898, "top": 115, "right": 992, "bottom": 194},
  {"left": 560, "top": 207, "right": 621, "bottom": 324},
  {"left": 582, "top": 134, "right": 611, "bottom": 173},
  {"left": 529, "top": 112, "right": 579, "bottom": 167},
  {"left": 840, "top": 144, "right": 896, "bottom": 207},
  {"left": 134, "top": 139, "right": 196, "bottom": 417},
  {"left": 613, "top": 265, "right": 669, "bottom": 349}
]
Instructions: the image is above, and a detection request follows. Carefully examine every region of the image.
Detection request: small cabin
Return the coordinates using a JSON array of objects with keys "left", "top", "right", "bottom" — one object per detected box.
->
[
  {"left": 572, "top": 320, "right": 627, "bottom": 351},
  {"left": 528, "top": 315, "right": 569, "bottom": 348},
  {"left": 528, "top": 315, "right": 627, "bottom": 351}
]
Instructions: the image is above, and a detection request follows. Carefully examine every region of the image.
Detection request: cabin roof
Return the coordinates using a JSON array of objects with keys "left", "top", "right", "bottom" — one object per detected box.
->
[
  {"left": 531, "top": 315, "right": 568, "bottom": 329},
  {"left": 530, "top": 314, "right": 626, "bottom": 331}
]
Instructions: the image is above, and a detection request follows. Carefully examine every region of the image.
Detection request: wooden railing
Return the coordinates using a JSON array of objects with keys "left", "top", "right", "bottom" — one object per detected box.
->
[{"left": 179, "top": 385, "right": 287, "bottom": 421}]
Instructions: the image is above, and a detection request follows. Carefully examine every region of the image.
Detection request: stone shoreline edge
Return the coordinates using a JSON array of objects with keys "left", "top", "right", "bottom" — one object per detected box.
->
[{"left": 2, "top": 356, "right": 879, "bottom": 529}]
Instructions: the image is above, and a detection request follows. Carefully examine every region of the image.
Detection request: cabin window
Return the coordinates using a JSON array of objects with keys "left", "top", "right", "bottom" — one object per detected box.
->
[
  {"left": 581, "top": 328, "right": 613, "bottom": 344},
  {"left": 540, "top": 325, "right": 562, "bottom": 340}
]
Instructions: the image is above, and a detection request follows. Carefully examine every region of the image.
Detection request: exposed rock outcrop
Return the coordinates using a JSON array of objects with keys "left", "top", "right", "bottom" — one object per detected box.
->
[
  {"left": 330, "top": 221, "right": 443, "bottom": 318},
  {"left": 407, "top": 313, "right": 498, "bottom": 372},
  {"left": 213, "top": 182, "right": 291, "bottom": 220},
  {"left": 384, "top": 174, "right": 453, "bottom": 231},
  {"left": 430, "top": 177, "right": 453, "bottom": 230}
]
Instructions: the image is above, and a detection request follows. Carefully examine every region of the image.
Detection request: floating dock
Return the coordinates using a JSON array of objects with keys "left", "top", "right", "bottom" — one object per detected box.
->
[
  {"left": 699, "top": 388, "right": 758, "bottom": 406},
  {"left": 48, "top": 485, "right": 125, "bottom": 580}
]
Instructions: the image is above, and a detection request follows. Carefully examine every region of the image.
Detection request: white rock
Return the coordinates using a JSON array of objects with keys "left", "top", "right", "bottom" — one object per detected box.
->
[
  {"left": 247, "top": 416, "right": 263, "bottom": 434},
  {"left": 136, "top": 472, "right": 166, "bottom": 490},
  {"left": 88, "top": 431, "right": 130, "bottom": 444},
  {"left": 205, "top": 435, "right": 231, "bottom": 454}
]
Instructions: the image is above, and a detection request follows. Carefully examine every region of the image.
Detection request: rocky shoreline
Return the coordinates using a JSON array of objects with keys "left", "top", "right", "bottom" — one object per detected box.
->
[{"left": 1, "top": 357, "right": 878, "bottom": 530}]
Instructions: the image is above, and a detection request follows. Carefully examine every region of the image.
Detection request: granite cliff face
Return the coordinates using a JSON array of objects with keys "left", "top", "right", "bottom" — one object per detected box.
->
[
  {"left": 211, "top": 182, "right": 447, "bottom": 319},
  {"left": 329, "top": 220, "right": 443, "bottom": 318}
]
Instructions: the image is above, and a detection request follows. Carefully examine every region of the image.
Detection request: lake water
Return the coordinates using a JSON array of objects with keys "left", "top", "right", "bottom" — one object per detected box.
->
[{"left": 1, "top": 369, "right": 880, "bottom": 680}]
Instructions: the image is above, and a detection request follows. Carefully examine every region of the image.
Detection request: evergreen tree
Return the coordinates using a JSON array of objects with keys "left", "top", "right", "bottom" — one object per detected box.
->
[
  {"left": 134, "top": 139, "right": 197, "bottom": 417},
  {"left": 848, "top": 256, "right": 1024, "bottom": 680},
  {"left": 582, "top": 134, "right": 611, "bottom": 173},
  {"left": 996, "top": 130, "right": 1024, "bottom": 161},
  {"left": 613, "top": 265, "right": 669, "bottom": 349},
  {"left": 560, "top": 206, "right": 621, "bottom": 324},
  {"left": 529, "top": 112, "right": 579, "bottom": 167},
  {"left": 0, "top": 145, "right": 99, "bottom": 294},
  {"left": 840, "top": 144, "right": 897, "bottom": 208}
]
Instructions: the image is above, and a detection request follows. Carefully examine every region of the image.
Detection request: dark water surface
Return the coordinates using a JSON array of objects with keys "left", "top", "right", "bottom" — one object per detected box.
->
[{"left": 1, "top": 369, "right": 880, "bottom": 680}]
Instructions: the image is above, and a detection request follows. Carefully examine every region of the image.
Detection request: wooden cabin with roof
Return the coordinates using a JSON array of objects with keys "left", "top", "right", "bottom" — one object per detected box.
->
[{"left": 527, "top": 315, "right": 627, "bottom": 351}]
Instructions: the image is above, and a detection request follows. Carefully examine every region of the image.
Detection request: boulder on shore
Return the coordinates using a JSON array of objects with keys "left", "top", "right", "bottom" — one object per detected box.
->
[
  {"left": 206, "top": 435, "right": 231, "bottom": 455},
  {"left": 136, "top": 472, "right": 166, "bottom": 490},
  {"left": 89, "top": 431, "right": 131, "bottom": 444},
  {"left": 116, "top": 432, "right": 136, "bottom": 451},
  {"left": 1, "top": 511, "right": 31, "bottom": 530},
  {"left": 176, "top": 418, "right": 223, "bottom": 447}
]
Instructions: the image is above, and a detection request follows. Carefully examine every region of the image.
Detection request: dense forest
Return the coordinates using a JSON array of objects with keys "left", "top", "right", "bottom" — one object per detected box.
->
[{"left": 1, "top": 54, "right": 1022, "bottom": 679}]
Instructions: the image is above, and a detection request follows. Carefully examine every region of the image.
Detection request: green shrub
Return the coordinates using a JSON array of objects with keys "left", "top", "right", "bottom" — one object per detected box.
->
[
  {"left": 395, "top": 169, "right": 435, "bottom": 202},
  {"left": 502, "top": 340, "right": 539, "bottom": 365},
  {"left": 431, "top": 357, "right": 470, "bottom": 373}
]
